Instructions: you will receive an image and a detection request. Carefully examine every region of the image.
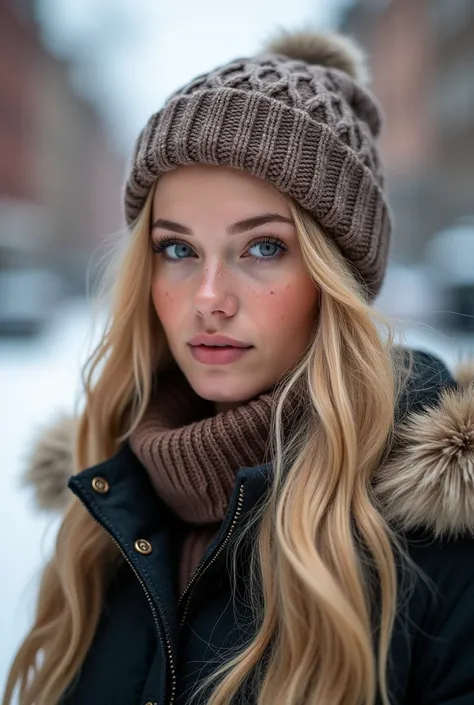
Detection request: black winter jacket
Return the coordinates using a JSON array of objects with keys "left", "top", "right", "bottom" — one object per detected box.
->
[{"left": 24, "top": 352, "right": 474, "bottom": 705}]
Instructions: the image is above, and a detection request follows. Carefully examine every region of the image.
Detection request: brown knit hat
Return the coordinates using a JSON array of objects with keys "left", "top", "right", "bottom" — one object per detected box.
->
[{"left": 124, "top": 30, "right": 391, "bottom": 299}]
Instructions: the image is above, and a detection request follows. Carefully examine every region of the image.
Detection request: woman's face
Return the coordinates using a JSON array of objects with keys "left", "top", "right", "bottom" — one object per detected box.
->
[{"left": 151, "top": 165, "right": 319, "bottom": 409}]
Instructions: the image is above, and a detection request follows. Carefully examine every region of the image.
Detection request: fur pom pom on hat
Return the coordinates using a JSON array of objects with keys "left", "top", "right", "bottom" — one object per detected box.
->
[
  {"left": 264, "top": 29, "right": 370, "bottom": 85},
  {"left": 124, "top": 27, "right": 390, "bottom": 299}
]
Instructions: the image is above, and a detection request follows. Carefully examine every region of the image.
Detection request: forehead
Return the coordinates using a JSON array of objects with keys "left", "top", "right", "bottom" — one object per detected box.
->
[{"left": 152, "top": 165, "right": 291, "bottom": 220}]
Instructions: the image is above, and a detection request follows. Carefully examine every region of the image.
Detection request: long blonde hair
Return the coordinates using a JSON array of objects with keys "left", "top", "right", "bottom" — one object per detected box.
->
[{"left": 4, "top": 184, "right": 405, "bottom": 705}]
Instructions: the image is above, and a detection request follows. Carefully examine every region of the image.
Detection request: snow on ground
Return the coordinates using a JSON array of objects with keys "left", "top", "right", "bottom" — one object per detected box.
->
[{"left": 0, "top": 298, "right": 98, "bottom": 695}]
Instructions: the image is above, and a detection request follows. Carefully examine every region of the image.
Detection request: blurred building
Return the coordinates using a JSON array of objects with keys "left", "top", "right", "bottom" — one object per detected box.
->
[
  {"left": 0, "top": 0, "right": 125, "bottom": 295},
  {"left": 429, "top": 1, "right": 474, "bottom": 227},
  {"left": 33, "top": 52, "right": 126, "bottom": 291},
  {"left": 339, "top": 0, "right": 474, "bottom": 264},
  {"left": 0, "top": 0, "right": 40, "bottom": 209}
]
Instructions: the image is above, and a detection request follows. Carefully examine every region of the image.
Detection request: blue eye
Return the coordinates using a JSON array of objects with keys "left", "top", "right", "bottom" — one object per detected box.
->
[
  {"left": 247, "top": 237, "right": 287, "bottom": 262},
  {"left": 152, "top": 238, "right": 195, "bottom": 261},
  {"left": 249, "top": 238, "right": 286, "bottom": 259}
]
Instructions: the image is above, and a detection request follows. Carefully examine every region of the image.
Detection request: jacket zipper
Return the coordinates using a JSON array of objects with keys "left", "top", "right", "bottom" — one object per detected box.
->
[
  {"left": 177, "top": 484, "right": 245, "bottom": 629},
  {"left": 80, "top": 507, "right": 177, "bottom": 705}
]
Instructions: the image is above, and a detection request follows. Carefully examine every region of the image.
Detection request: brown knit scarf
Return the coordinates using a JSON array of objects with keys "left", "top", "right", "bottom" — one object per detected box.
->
[{"left": 129, "top": 367, "right": 284, "bottom": 594}]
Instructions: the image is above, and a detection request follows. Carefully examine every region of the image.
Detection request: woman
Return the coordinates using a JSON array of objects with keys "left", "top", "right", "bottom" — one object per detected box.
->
[{"left": 4, "top": 29, "right": 474, "bottom": 705}]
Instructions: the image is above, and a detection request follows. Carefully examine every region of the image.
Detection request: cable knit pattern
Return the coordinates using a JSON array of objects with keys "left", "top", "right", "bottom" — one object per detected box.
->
[
  {"left": 129, "top": 368, "right": 285, "bottom": 591},
  {"left": 124, "top": 52, "right": 390, "bottom": 298}
]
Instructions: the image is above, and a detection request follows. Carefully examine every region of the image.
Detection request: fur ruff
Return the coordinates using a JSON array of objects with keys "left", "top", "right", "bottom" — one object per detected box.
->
[
  {"left": 22, "top": 414, "right": 76, "bottom": 513},
  {"left": 22, "top": 366, "right": 474, "bottom": 538},
  {"left": 374, "top": 375, "right": 474, "bottom": 538},
  {"left": 264, "top": 29, "right": 370, "bottom": 85}
]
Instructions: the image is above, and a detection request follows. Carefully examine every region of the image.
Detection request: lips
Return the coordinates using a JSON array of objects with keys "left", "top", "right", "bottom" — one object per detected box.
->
[
  {"left": 189, "top": 334, "right": 251, "bottom": 348},
  {"left": 189, "top": 343, "right": 253, "bottom": 365}
]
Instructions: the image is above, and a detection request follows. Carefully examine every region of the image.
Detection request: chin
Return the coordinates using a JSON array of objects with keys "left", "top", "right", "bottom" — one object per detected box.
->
[{"left": 187, "top": 370, "right": 266, "bottom": 405}]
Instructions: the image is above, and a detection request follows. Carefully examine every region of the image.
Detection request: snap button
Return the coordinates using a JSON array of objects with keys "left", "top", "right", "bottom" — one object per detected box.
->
[
  {"left": 134, "top": 539, "right": 152, "bottom": 555},
  {"left": 91, "top": 477, "right": 109, "bottom": 494}
]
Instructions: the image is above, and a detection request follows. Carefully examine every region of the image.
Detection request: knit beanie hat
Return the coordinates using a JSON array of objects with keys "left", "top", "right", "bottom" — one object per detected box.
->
[{"left": 124, "top": 30, "right": 391, "bottom": 299}]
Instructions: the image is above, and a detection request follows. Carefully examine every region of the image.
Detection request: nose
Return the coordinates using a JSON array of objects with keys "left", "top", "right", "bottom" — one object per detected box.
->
[{"left": 193, "top": 263, "right": 238, "bottom": 319}]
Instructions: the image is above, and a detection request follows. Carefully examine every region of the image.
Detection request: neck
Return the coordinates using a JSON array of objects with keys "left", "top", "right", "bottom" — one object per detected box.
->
[{"left": 214, "top": 383, "right": 278, "bottom": 415}]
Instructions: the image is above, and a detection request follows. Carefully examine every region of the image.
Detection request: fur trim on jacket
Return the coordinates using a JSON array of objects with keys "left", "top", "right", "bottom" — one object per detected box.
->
[
  {"left": 374, "top": 364, "right": 474, "bottom": 537},
  {"left": 21, "top": 362, "right": 474, "bottom": 538}
]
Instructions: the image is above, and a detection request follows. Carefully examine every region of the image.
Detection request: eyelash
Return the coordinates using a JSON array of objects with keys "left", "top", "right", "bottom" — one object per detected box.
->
[{"left": 151, "top": 235, "right": 288, "bottom": 263}]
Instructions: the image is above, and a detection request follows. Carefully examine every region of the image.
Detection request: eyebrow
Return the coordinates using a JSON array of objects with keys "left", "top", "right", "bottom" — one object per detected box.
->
[{"left": 151, "top": 213, "right": 294, "bottom": 236}]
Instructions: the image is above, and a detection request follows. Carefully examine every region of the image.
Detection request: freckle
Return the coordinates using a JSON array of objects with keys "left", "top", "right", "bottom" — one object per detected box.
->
[{"left": 270, "top": 290, "right": 275, "bottom": 295}]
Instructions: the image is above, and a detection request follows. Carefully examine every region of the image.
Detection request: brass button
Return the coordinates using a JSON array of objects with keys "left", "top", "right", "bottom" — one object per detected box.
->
[
  {"left": 91, "top": 477, "right": 109, "bottom": 494},
  {"left": 134, "top": 539, "right": 152, "bottom": 555},
  {"left": 144, "top": 702, "right": 156, "bottom": 705}
]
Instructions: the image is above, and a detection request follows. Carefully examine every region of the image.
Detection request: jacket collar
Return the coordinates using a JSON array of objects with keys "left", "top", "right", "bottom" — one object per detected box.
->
[
  {"left": 22, "top": 351, "right": 474, "bottom": 539},
  {"left": 67, "top": 444, "right": 271, "bottom": 551}
]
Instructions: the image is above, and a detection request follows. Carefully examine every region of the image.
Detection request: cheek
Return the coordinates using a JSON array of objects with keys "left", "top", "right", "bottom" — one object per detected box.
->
[
  {"left": 151, "top": 280, "right": 180, "bottom": 331},
  {"left": 258, "top": 281, "right": 318, "bottom": 332}
]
